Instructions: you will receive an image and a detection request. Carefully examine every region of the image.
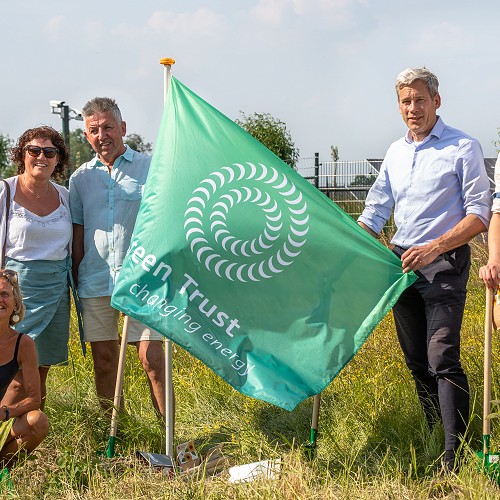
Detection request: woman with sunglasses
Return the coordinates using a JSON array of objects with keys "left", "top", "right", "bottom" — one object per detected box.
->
[
  {"left": 0, "top": 269, "right": 48, "bottom": 468},
  {"left": 0, "top": 126, "right": 77, "bottom": 409}
]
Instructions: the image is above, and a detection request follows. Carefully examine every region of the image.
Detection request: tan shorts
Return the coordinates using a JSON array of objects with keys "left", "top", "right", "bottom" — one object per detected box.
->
[{"left": 81, "top": 296, "right": 164, "bottom": 342}]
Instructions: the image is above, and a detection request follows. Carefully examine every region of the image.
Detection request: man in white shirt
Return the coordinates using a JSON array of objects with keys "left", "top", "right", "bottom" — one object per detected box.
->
[{"left": 359, "top": 67, "right": 490, "bottom": 471}]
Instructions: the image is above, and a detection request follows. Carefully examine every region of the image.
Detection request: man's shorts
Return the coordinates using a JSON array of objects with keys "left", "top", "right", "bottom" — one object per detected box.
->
[{"left": 81, "top": 296, "right": 164, "bottom": 342}]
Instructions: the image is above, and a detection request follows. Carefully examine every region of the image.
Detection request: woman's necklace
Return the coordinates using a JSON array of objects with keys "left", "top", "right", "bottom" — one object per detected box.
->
[{"left": 21, "top": 176, "right": 50, "bottom": 199}]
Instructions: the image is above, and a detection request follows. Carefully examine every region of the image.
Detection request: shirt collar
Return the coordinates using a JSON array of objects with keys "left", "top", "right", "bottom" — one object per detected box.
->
[
  {"left": 121, "top": 144, "right": 134, "bottom": 162},
  {"left": 91, "top": 144, "right": 133, "bottom": 168},
  {"left": 405, "top": 116, "right": 444, "bottom": 145}
]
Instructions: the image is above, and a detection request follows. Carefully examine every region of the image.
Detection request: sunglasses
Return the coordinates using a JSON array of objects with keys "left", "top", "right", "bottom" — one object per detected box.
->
[
  {"left": 0, "top": 270, "right": 18, "bottom": 285},
  {"left": 24, "top": 145, "right": 59, "bottom": 159}
]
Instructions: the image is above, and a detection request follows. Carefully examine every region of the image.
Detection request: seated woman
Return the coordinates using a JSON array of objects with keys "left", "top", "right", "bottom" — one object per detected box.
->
[{"left": 0, "top": 269, "right": 48, "bottom": 468}]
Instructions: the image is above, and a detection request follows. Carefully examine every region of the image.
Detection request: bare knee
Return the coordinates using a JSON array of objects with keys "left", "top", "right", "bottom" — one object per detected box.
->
[
  {"left": 91, "top": 341, "right": 119, "bottom": 377},
  {"left": 9, "top": 410, "right": 49, "bottom": 455},
  {"left": 26, "top": 410, "right": 49, "bottom": 441}
]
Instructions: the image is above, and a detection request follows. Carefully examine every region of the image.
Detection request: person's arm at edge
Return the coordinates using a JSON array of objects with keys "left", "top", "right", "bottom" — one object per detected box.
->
[
  {"left": 358, "top": 221, "right": 379, "bottom": 238},
  {"left": 480, "top": 212, "right": 500, "bottom": 289},
  {"left": 3, "top": 336, "right": 42, "bottom": 418}
]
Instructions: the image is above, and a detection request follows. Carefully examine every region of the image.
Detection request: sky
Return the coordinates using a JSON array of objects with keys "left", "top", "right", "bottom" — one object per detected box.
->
[{"left": 2, "top": 0, "right": 500, "bottom": 169}]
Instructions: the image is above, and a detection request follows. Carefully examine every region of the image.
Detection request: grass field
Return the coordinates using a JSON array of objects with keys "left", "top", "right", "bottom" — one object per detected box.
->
[{"left": 5, "top": 242, "right": 500, "bottom": 499}]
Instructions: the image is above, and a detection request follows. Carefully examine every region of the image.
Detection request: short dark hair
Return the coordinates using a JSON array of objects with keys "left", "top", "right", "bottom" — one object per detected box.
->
[{"left": 10, "top": 126, "right": 69, "bottom": 183}]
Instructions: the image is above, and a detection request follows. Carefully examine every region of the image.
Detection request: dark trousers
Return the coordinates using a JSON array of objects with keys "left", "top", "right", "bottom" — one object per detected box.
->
[{"left": 392, "top": 244, "right": 470, "bottom": 452}]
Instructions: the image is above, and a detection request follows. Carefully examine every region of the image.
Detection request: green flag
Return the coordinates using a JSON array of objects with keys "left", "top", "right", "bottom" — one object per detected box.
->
[{"left": 111, "top": 76, "right": 416, "bottom": 411}]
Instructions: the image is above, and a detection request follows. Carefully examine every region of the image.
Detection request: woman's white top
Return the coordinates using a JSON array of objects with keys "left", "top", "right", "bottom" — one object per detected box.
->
[{"left": 3, "top": 176, "right": 71, "bottom": 261}]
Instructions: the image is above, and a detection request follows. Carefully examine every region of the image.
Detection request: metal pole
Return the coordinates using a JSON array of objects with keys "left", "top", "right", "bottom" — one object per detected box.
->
[
  {"left": 160, "top": 57, "right": 176, "bottom": 459},
  {"left": 314, "top": 152, "right": 319, "bottom": 189},
  {"left": 61, "top": 105, "right": 70, "bottom": 149}
]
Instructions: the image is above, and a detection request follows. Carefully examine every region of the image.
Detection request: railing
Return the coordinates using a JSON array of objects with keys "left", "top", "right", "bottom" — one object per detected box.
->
[
  {"left": 300, "top": 157, "right": 386, "bottom": 227},
  {"left": 298, "top": 153, "right": 497, "bottom": 242},
  {"left": 300, "top": 155, "right": 497, "bottom": 236}
]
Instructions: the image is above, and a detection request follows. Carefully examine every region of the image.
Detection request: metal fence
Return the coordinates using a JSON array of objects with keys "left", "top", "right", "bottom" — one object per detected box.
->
[
  {"left": 300, "top": 154, "right": 383, "bottom": 223},
  {"left": 301, "top": 153, "right": 497, "bottom": 209},
  {"left": 299, "top": 154, "right": 497, "bottom": 236}
]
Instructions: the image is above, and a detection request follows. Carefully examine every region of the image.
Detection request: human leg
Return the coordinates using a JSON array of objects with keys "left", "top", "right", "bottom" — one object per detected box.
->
[
  {"left": 38, "top": 366, "right": 50, "bottom": 410},
  {"left": 81, "top": 297, "right": 122, "bottom": 414},
  {"left": 135, "top": 340, "right": 167, "bottom": 417},
  {"left": 393, "top": 245, "right": 471, "bottom": 470},
  {"left": 423, "top": 247, "right": 471, "bottom": 456},
  {"left": 393, "top": 283, "right": 441, "bottom": 428},
  {"left": 32, "top": 288, "right": 70, "bottom": 409},
  {"left": 127, "top": 318, "right": 170, "bottom": 420},
  {"left": 0, "top": 410, "right": 49, "bottom": 468},
  {"left": 90, "top": 340, "right": 120, "bottom": 413}
]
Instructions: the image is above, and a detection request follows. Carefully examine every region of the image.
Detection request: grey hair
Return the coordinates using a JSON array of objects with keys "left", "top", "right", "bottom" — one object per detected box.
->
[
  {"left": 82, "top": 97, "right": 123, "bottom": 123},
  {"left": 395, "top": 67, "right": 439, "bottom": 98}
]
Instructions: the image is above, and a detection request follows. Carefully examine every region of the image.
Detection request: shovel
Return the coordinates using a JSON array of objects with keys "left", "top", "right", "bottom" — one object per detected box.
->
[
  {"left": 106, "top": 316, "right": 175, "bottom": 473},
  {"left": 476, "top": 286, "right": 500, "bottom": 482},
  {"left": 106, "top": 316, "right": 129, "bottom": 458},
  {"left": 303, "top": 393, "right": 321, "bottom": 459}
]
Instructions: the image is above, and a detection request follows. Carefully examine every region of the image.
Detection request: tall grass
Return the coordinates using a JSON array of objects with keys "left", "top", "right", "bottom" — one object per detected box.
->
[{"left": 7, "top": 241, "right": 500, "bottom": 498}]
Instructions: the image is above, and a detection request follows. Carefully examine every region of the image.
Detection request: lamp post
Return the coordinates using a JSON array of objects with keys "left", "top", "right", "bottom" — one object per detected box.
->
[
  {"left": 49, "top": 100, "right": 83, "bottom": 147},
  {"left": 49, "top": 100, "right": 84, "bottom": 181}
]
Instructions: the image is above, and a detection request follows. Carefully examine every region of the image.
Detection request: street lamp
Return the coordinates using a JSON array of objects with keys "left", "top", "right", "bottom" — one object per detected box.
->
[{"left": 49, "top": 100, "right": 83, "bottom": 149}]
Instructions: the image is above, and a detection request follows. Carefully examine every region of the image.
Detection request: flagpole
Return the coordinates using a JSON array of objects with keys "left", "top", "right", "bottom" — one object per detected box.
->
[
  {"left": 161, "top": 57, "right": 175, "bottom": 103},
  {"left": 160, "top": 57, "right": 176, "bottom": 459}
]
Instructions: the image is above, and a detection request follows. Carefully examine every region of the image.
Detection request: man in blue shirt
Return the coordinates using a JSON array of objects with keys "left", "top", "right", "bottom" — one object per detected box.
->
[
  {"left": 358, "top": 67, "right": 491, "bottom": 471},
  {"left": 69, "top": 97, "right": 166, "bottom": 418}
]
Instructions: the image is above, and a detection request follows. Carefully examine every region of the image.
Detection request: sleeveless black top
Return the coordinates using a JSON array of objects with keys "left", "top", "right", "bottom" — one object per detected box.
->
[{"left": 0, "top": 333, "right": 23, "bottom": 401}]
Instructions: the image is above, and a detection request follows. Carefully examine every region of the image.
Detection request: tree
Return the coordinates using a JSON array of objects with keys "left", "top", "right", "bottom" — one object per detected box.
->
[
  {"left": 330, "top": 145, "right": 339, "bottom": 162},
  {"left": 349, "top": 174, "right": 377, "bottom": 187},
  {"left": 125, "top": 133, "right": 152, "bottom": 155},
  {"left": 0, "top": 133, "right": 15, "bottom": 179},
  {"left": 495, "top": 128, "right": 500, "bottom": 152},
  {"left": 235, "top": 112, "right": 300, "bottom": 169},
  {"left": 328, "top": 145, "right": 340, "bottom": 189},
  {"left": 69, "top": 128, "right": 95, "bottom": 172}
]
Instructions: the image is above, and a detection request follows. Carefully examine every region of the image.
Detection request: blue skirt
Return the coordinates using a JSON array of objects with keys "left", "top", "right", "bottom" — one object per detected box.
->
[{"left": 4, "top": 257, "right": 84, "bottom": 365}]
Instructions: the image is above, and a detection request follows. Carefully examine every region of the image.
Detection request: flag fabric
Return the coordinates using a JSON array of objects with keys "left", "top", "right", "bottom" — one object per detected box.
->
[{"left": 111, "top": 76, "right": 416, "bottom": 411}]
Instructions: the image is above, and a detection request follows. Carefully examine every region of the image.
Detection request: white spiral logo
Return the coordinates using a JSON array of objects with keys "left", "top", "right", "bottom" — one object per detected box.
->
[{"left": 184, "top": 162, "right": 309, "bottom": 282}]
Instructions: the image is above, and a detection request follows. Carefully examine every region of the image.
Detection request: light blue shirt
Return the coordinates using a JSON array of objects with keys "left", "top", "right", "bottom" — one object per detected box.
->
[
  {"left": 358, "top": 117, "right": 491, "bottom": 248},
  {"left": 69, "top": 146, "right": 151, "bottom": 297}
]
